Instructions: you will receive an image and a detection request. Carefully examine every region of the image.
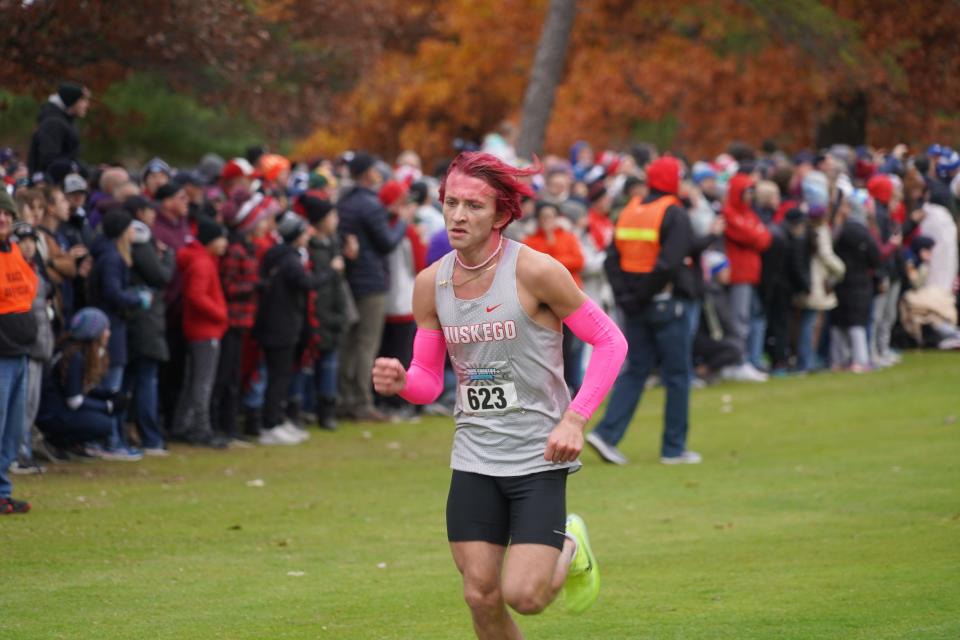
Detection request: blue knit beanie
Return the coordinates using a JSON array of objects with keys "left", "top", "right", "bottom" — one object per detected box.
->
[{"left": 69, "top": 308, "right": 109, "bottom": 342}]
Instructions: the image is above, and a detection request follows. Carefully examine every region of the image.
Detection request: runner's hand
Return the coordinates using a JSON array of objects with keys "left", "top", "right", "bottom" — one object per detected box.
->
[
  {"left": 372, "top": 357, "right": 407, "bottom": 397},
  {"left": 544, "top": 411, "right": 587, "bottom": 464}
]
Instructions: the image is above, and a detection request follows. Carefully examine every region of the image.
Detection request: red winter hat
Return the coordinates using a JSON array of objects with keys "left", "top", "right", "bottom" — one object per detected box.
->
[
  {"left": 867, "top": 174, "right": 893, "bottom": 205},
  {"left": 379, "top": 180, "right": 409, "bottom": 207},
  {"left": 221, "top": 157, "right": 254, "bottom": 182},
  {"left": 646, "top": 156, "right": 682, "bottom": 195},
  {"left": 597, "top": 150, "right": 621, "bottom": 175}
]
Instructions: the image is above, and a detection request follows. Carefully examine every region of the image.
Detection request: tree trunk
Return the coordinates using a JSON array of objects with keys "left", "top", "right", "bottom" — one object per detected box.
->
[
  {"left": 816, "top": 91, "right": 868, "bottom": 149},
  {"left": 516, "top": 0, "right": 577, "bottom": 160}
]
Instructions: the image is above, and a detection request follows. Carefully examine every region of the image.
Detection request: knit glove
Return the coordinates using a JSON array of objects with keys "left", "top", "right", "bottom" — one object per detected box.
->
[{"left": 137, "top": 288, "right": 154, "bottom": 310}]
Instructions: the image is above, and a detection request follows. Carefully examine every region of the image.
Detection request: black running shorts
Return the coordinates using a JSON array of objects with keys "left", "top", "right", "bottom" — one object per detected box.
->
[{"left": 446, "top": 469, "right": 568, "bottom": 550}]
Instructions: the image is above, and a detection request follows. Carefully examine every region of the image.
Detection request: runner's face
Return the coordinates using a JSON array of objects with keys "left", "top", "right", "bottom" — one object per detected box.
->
[{"left": 443, "top": 172, "right": 504, "bottom": 249}]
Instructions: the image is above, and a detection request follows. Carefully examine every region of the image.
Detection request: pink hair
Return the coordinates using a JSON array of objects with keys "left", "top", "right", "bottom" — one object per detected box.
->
[{"left": 439, "top": 152, "right": 538, "bottom": 225}]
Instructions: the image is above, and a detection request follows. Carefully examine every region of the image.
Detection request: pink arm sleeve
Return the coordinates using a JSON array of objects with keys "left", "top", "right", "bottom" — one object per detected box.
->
[
  {"left": 563, "top": 298, "right": 628, "bottom": 420},
  {"left": 398, "top": 328, "right": 447, "bottom": 405}
]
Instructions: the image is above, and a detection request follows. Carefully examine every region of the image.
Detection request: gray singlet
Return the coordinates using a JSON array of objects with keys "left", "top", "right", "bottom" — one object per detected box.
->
[{"left": 435, "top": 239, "right": 578, "bottom": 477}]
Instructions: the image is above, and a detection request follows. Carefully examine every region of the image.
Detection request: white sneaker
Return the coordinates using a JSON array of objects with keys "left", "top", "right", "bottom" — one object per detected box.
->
[
  {"left": 741, "top": 363, "right": 769, "bottom": 382},
  {"left": 258, "top": 425, "right": 300, "bottom": 446},
  {"left": 388, "top": 406, "right": 422, "bottom": 424},
  {"left": 586, "top": 431, "right": 628, "bottom": 465},
  {"left": 8, "top": 460, "right": 45, "bottom": 475},
  {"left": 937, "top": 337, "right": 960, "bottom": 350},
  {"left": 143, "top": 447, "right": 170, "bottom": 457},
  {"left": 100, "top": 447, "right": 144, "bottom": 462},
  {"left": 718, "top": 365, "right": 742, "bottom": 381},
  {"left": 660, "top": 450, "right": 703, "bottom": 465},
  {"left": 279, "top": 421, "right": 310, "bottom": 442},
  {"left": 873, "top": 354, "right": 896, "bottom": 368},
  {"left": 721, "top": 363, "right": 767, "bottom": 383}
]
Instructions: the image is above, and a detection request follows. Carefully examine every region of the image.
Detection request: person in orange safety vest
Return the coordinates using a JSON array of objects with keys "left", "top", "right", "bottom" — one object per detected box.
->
[{"left": 586, "top": 156, "right": 702, "bottom": 466}]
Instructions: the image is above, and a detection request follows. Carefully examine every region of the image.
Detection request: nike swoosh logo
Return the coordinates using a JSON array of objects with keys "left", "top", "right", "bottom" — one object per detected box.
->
[{"left": 486, "top": 304, "right": 502, "bottom": 313}]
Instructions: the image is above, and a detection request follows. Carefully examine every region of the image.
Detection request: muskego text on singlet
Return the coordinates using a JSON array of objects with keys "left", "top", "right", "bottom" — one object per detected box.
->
[{"left": 443, "top": 320, "right": 518, "bottom": 344}]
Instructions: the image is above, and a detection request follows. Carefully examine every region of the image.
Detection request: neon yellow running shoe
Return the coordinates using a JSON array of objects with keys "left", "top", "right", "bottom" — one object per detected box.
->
[{"left": 562, "top": 513, "right": 600, "bottom": 614}]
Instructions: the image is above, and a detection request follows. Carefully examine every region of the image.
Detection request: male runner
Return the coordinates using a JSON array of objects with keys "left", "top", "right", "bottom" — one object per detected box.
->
[{"left": 372, "top": 152, "right": 627, "bottom": 639}]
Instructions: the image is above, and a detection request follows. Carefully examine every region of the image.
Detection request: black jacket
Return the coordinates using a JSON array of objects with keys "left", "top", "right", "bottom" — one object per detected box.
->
[
  {"left": 337, "top": 186, "right": 408, "bottom": 297},
  {"left": 759, "top": 224, "right": 810, "bottom": 307},
  {"left": 833, "top": 219, "right": 880, "bottom": 327},
  {"left": 308, "top": 235, "right": 349, "bottom": 351},
  {"left": 87, "top": 237, "right": 142, "bottom": 366},
  {"left": 604, "top": 190, "right": 696, "bottom": 314},
  {"left": 253, "top": 243, "right": 324, "bottom": 349},
  {"left": 128, "top": 239, "right": 174, "bottom": 362},
  {"left": 28, "top": 101, "right": 81, "bottom": 176}
]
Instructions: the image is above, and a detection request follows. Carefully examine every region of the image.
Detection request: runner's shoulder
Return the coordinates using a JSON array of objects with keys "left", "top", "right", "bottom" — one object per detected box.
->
[
  {"left": 415, "top": 260, "right": 443, "bottom": 289},
  {"left": 516, "top": 244, "right": 568, "bottom": 288}
]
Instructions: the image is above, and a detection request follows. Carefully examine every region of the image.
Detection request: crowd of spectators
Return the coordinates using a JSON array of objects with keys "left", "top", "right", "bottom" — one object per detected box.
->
[{"left": 0, "top": 82, "right": 957, "bottom": 512}]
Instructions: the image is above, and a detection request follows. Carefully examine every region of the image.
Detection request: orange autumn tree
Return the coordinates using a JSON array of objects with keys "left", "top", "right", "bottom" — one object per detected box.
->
[
  {"left": 295, "top": 0, "right": 547, "bottom": 164},
  {"left": 299, "top": 0, "right": 960, "bottom": 164},
  {"left": 547, "top": 0, "right": 871, "bottom": 157}
]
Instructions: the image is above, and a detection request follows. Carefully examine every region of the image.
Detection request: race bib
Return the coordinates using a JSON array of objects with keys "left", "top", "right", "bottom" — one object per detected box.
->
[{"left": 456, "top": 360, "right": 520, "bottom": 415}]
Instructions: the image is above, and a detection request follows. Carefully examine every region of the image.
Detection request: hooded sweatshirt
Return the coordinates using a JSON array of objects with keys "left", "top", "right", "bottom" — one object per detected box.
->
[
  {"left": 723, "top": 173, "right": 771, "bottom": 285},
  {"left": 177, "top": 240, "right": 227, "bottom": 342},
  {"left": 28, "top": 98, "right": 80, "bottom": 176}
]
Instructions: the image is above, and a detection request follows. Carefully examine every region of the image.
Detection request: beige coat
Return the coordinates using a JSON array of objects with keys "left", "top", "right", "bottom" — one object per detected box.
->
[
  {"left": 899, "top": 286, "right": 958, "bottom": 343},
  {"left": 795, "top": 224, "right": 846, "bottom": 311}
]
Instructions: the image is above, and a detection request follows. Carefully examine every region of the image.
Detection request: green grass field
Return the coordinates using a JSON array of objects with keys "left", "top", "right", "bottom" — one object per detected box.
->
[{"left": 4, "top": 352, "right": 959, "bottom": 639}]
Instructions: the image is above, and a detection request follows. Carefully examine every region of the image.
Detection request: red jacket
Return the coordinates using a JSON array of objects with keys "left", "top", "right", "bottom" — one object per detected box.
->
[
  {"left": 177, "top": 240, "right": 228, "bottom": 341},
  {"left": 723, "top": 174, "right": 771, "bottom": 285},
  {"left": 525, "top": 227, "right": 585, "bottom": 287}
]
